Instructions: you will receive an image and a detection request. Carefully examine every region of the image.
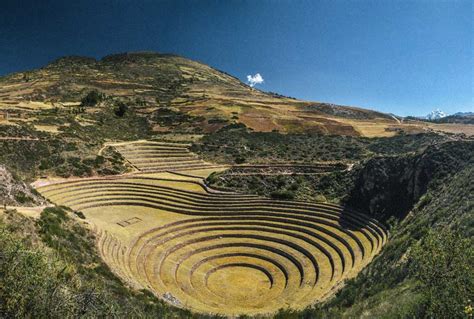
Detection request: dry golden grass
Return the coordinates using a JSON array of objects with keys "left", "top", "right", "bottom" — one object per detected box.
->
[
  {"left": 1, "top": 205, "right": 50, "bottom": 219},
  {"left": 33, "top": 124, "right": 61, "bottom": 133},
  {"left": 336, "top": 119, "right": 399, "bottom": 137},
  {"left": 152, "top": 134, "right": 205, "bottom": 142}
]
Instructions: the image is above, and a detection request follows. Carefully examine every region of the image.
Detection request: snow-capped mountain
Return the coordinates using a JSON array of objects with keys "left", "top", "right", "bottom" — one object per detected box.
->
[{"left": 426, "top": 109, "right": 448, "bottom": 120}]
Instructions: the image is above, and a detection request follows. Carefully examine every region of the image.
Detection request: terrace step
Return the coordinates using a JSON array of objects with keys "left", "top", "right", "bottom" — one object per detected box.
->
[{"left": 36, "top": 153, "right": 388, "bottom": 316}]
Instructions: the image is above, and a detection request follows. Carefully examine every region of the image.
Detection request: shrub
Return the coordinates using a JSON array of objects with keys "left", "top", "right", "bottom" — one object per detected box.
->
[
  {"left": 94, "top": 155, "right": 105, "bottom": 166},
  {"left": 114, "top": 102, "right": 128, "bottom": 117},
  {"left": 234, "top": 156, "right": 246, "bottom": 164},
  {"left": 14, "top": 192, "right": 32, "bottom": 204},
  {"left": 81, "top": 90, "right": 102, "bottom": 107},
  {"left": 206, "top": 172, "right": 219, "bottom": 184},
  {"left": 270, "top": 190, "right": 295, "bottom": 200},
  {"left": 37, "top": 207, "right": 70, "bottom": 246},
  {"left": 409, "top": 228, "right": 473, "bottom": 318},
  {"left": 0, "top": 223, "right": 77, "bottom": 317},
  {"left": 0, "top": 217, "right": 129, "bottom": 318},
  {"left": 73, "top": 211, "right": 86, "bottom": 219},
  {"left": 207, "top": 117, "right": 228, "bottom": 124},
  {"left": 64, "top": 142, "right": 78, "bottom": 151},
  {"left": 315, "top": 194, "right": 327, "bottom": 202}
]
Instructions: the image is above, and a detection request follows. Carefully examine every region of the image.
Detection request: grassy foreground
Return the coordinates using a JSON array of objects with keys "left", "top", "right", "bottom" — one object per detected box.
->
[{"left": 0, "top": 208, "right": 220, "bottom": 319}]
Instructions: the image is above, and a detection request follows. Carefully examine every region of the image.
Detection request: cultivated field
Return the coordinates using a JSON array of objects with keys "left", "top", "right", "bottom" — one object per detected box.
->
[{"left": 35, "top": 141, "right": 388, "bottom": 316}]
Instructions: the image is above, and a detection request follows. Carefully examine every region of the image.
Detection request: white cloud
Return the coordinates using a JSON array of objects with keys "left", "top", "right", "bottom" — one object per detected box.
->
[{"left": 246, "top": 73, "right": 264, "bottom": 87}]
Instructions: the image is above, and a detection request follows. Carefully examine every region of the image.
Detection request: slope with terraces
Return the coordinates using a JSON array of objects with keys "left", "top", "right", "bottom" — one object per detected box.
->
[
  {"left": 34, "top": 140, "right": 388, "bottom": 316},
  {"left": 107, "top": 140, "right": 226, "bottom": 173}
]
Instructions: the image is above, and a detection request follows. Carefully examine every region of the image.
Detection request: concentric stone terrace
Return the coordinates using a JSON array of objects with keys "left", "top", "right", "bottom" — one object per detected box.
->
[
  {"left": 109, "top": 141, "right": 220, "bottom": 172},
  {"left": 37, "top": 173, "right": 387, "bottom": 316}
]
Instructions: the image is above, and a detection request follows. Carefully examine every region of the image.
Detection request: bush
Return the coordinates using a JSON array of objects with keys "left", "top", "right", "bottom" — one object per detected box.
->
[
  {"left": 114, "top": 102, "right": 128, "bottom": 117},
  {"left": 14, "top": 192, "right": 32, "bottom": 204},
  {"left": 234, "top": 156, "right": 246, "bottom": 164},
  {"left": 409, "top": 228, "right": 473, "bottom": 318},
  {"left": 315, "top": 194, "right": 327, "bottom": 202},
  {"left": 270, "top": 190, "right": 295, "bottom": 200},
  {"left": 37, "top": 207, "right": 70, "bottom": 246},
  {"left": 0, "top": 222, "right": 108, "bottom": 318},
  {"left": 81, "top": 90, "right": 102, "bottom": 107}
]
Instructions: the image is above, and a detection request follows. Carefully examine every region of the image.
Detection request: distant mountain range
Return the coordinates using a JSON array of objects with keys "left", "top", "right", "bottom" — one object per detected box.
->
[
  {"left": 409, "top": 110, "right": 474, "bottom": 125},
  {"left": 407, "top": 109, "right": 474, "bottom": 124}
]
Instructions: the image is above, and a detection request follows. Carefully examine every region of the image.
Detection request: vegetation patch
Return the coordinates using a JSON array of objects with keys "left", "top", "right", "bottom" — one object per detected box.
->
[
  {"left": 0, "top": 207, "right": 223, "bottom": 318},
  {"left": 207, "top": 169, "right": 355, "bottom": 203},
  {"left": 192, "top": 128, "right": 445, "bottom": 164}
]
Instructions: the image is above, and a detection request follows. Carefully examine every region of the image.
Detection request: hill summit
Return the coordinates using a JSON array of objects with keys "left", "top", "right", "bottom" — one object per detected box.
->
[
  {"left": 0, "top": 51, "right": 409, "bottom": 136},
  {"left": 2, "top": 51, "right": 471, "bottom": 137}
]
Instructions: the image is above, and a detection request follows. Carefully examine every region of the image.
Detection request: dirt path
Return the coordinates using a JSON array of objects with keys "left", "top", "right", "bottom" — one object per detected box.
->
[
  {"left": 0, "top": 136, "right": 40, "bottom": 141},
  {"left": 1, "top": 205, "right": 52, "bottom": 219},
  {"left": 390, "top": 115, "right": 401, "bottom": 124}
]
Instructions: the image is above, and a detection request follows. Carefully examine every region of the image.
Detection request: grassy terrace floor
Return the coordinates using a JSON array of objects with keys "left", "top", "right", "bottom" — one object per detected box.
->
[
  {"left": 35, "top": 167, "right": 387, "bottom": 316},
  {"left": 108, "top": 140, "right": 225, "bottom": 172}
]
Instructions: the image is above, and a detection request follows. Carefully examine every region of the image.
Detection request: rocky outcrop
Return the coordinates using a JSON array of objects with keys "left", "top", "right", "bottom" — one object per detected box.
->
[
  {"left": 346, "top": 141, "right": 474, "bottom": 221},
  {"left": 0, "top": 165, "right": 46, "bottom": 206}
]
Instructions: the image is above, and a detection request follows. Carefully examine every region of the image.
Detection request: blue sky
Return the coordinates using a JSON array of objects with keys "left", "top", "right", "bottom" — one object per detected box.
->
[{"left": 0, "top": 0, "right": 472, "bottom": 116}]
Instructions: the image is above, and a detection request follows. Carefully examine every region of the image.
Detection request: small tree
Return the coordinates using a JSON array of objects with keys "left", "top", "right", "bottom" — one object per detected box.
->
[
  {"left": 270, "top": 190, "right": 295, "bottom": 200},
  {"left": 409, "top": 228, "right": 473, "bottom": 318},
  {"left": 81, "top": 90, "right": 101, "bottom": 107},
  {"left": 114, "top": 102, "right": 128, "bottom": 117},
  {"left": 234, "top": 156, "right": 246, "bottom": 164}
]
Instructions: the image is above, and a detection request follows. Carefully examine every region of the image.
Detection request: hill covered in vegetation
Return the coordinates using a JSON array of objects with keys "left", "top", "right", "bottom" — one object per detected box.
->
[{"left": 0, "top": 51, "right": 473, "bottom": 318}]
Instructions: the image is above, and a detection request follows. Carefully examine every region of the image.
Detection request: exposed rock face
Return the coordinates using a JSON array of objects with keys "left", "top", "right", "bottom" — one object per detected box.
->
[
  {"left": 346, "top": 141, "right": 474, "bottom": 221},
  {"left": 0, "top": 165, "right": 46, "bottom": 206}
]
